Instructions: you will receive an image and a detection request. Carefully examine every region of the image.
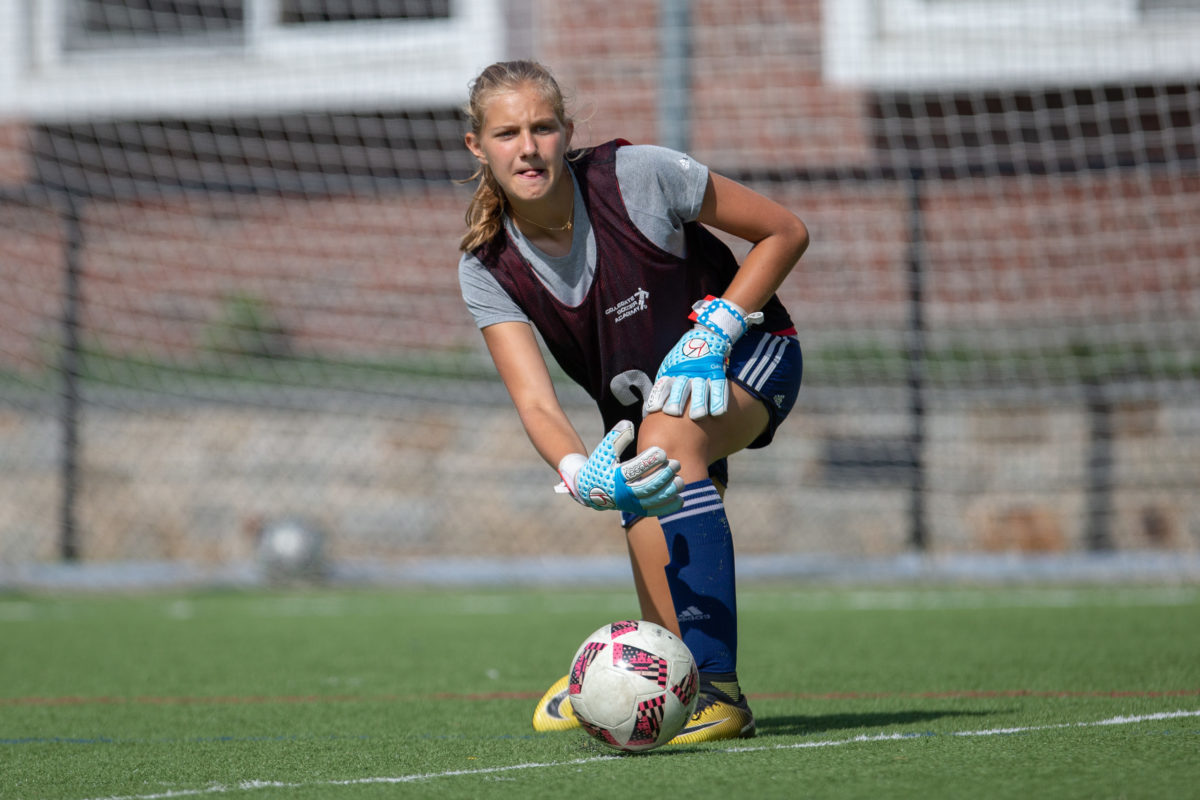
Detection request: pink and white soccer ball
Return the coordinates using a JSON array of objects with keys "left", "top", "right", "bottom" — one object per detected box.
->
[{"left": 567, "top": 620, "right": 699, "bottom": 752}]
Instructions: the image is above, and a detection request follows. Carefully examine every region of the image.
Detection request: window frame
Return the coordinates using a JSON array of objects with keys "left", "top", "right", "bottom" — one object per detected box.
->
[
  {"left": 823, "top": 0, "right": 1200, "bottom": 88},
  {"left": 1, "top": 0, "right": 503, "bottom": 120}
]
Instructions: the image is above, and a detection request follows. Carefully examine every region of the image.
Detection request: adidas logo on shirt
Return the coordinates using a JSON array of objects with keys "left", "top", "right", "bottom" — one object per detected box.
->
[{"left": 677, "top": 605, "right": 711, "bottom": 622}]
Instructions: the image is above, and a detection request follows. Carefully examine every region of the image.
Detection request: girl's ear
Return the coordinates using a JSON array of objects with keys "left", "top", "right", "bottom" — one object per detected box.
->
[
  {"left": 465, "top": 132, "right": 487, "bottom": 163},
  {"left": 565, "top": 120, "right": 575, "bottom": 150}
]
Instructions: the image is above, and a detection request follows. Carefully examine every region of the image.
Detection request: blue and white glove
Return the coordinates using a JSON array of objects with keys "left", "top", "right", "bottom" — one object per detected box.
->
[
  {"left": 556, "top": 420, "right": 684, "bottom": 516},
  {"left": 644, "top": 296, "right": 763, "bottom": 419}
]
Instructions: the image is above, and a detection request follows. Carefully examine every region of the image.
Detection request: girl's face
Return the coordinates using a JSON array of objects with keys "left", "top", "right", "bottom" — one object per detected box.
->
[{"left": 465, "top": 84, "right": 573, "bottom": 208}]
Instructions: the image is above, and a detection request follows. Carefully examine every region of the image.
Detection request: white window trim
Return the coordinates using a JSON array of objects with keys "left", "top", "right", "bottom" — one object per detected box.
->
[
  {"left": 824, "top": 0, "right": 1200, "bottom": 89},
  {"left": 0, "top": 0, "right": 503, "bottom": 120}
]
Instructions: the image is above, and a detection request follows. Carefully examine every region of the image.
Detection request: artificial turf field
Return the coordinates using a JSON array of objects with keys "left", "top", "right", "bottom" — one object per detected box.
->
[{"left": 2, "top": 583, "right": 1198, "bottom": 800}]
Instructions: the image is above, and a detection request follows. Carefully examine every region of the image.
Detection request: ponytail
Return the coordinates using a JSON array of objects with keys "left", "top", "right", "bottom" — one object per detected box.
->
[{"left": 460, "top": 165, "right": 507, "bottom": 253}]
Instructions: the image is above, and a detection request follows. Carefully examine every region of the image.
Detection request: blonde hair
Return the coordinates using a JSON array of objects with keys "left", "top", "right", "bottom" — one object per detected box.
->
[{"left": 459, "top": 60, "right": 573, "bottom": 253}]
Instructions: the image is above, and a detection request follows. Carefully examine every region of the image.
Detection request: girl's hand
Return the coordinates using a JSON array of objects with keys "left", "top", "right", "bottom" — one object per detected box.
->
[
  {"left": 645, "top": 296, "right": 761, "bottom": 419},
  {"left": 556, "top": 421, "right": 684, "bottom": 516}
]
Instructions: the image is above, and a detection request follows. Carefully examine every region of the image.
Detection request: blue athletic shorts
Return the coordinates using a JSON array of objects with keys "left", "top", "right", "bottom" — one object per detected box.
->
[
  {"left": 728, "top": 328, "right": 804, "bottom": 451},
  {"left": 621, "top": 329, "right": 803, "bottom": 527}
]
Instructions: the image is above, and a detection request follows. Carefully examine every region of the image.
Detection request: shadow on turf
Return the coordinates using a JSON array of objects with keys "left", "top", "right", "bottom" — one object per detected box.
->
[{"left": 756, "top": 708, "right": 999, "bottom": 737}]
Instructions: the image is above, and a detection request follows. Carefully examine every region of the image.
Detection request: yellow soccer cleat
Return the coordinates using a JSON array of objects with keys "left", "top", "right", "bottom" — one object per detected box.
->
[
  {"left": 531, "top": 674, "right": 581, "bottom": 732},
  {"left": 669, "top": 689, "right": 757, "bottom": 744}
]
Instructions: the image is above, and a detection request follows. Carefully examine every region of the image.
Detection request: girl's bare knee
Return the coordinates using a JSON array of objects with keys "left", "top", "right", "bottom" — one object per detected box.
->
[{"left": 637, "top": 412, "right": 708, "bottom": 476}]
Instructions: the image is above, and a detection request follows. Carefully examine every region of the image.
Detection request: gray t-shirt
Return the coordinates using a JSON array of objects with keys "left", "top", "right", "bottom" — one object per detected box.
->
[{"left": 457, "top": 144, "right": 710, "bottom": 329}]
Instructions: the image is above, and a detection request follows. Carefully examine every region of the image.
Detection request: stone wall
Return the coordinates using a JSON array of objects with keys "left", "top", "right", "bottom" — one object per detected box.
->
[{"left": 3, "top": 395, "right": 1196, "bottom": 565}]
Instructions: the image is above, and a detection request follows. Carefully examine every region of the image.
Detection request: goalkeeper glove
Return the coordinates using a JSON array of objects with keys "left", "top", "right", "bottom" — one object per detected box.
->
[
  {"left": 644, "top": 296, "right": 762, "bottom": 419},
  {"left": 555, "top": 420, "right": 684, "bottom": 516}
]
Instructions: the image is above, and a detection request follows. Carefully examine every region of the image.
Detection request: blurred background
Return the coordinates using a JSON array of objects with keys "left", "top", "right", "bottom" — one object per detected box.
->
[{"left": 1, "top": 0, "right": 1198, "bottom": 587}]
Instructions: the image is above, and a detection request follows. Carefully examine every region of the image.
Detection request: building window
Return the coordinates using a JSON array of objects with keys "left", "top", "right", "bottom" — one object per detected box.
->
[
  {"left": 279, "top": 0, "right": 451, "bottom": 24},
  {"left": 824, "top": 0, "right": 1200, "bottom": 88},
  {"left": 1138, "top": 0, "right": 1200, "bottom": 12},
  {"left": 67, "top": 0, "right": 245, "bottom": 49},
  {"left": 63, "top": 0, "right": 455, "bottom": 50},
  {"left": 10, "top": 0, "right": 502, "bottom": 119}
]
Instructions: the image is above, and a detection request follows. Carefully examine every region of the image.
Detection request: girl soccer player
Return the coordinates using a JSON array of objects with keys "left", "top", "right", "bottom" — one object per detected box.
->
[{"left": 457, "top": 61, "right": 808, "bottom": 743}]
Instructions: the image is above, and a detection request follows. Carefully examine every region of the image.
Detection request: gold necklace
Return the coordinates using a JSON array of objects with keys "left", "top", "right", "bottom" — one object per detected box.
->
[{"left": 509, "top": 206, "right": 573, "bottom": 233}]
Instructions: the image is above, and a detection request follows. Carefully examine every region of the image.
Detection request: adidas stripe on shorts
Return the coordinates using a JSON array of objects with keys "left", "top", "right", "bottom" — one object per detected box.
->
[{"left": 729, "top": 328, "right": 803, "bottom": 450}]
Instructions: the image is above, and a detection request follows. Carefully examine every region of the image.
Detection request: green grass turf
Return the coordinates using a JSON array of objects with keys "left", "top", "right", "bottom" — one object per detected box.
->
[{"left": 2, "top": 584, "right": 1198, "bottom": 800}]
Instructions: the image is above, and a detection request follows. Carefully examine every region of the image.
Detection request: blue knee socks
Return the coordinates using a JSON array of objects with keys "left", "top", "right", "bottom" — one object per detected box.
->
[{"left": 659, "top": 479, "right": 738, "bottom": 674}]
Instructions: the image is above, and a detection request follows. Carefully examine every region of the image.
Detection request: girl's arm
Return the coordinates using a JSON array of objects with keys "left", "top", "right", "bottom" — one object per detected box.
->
[
  {"left": 482, "top": 320, "right": 685, "bottom": 515},
  {"left": 643, "top": 172, "right": 809, "bottom": 419},
  {"left": 698, "top": 171, "right": 810, "bottom": 313},
  {"left": 481, "top": 320, "right": 587, "bottom": 468}
]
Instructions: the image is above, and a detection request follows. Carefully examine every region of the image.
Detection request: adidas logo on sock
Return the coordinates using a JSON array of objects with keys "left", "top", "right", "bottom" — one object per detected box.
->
[{"left": 677, "top": 605, "right": 711, "bottom": 622}]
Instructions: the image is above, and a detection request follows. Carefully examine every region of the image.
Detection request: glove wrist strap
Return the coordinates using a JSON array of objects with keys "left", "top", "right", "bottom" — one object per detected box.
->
[{"left": 689, "top": 295, "right": 763, "bottom": 345}]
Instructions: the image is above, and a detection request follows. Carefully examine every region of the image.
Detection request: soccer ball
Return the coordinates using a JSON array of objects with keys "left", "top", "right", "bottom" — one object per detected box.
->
[{"left": 567, "top": 620, "right": 699, "bottom": 752}]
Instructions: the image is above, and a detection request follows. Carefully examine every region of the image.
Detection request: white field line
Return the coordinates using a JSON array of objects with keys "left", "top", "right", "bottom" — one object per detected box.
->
[
  {"left": 720, "top": 708, "right": 1200, "bottom": 753},
  {"left": 76, "top": 709, "right": 1200, "bottom": 800}
]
